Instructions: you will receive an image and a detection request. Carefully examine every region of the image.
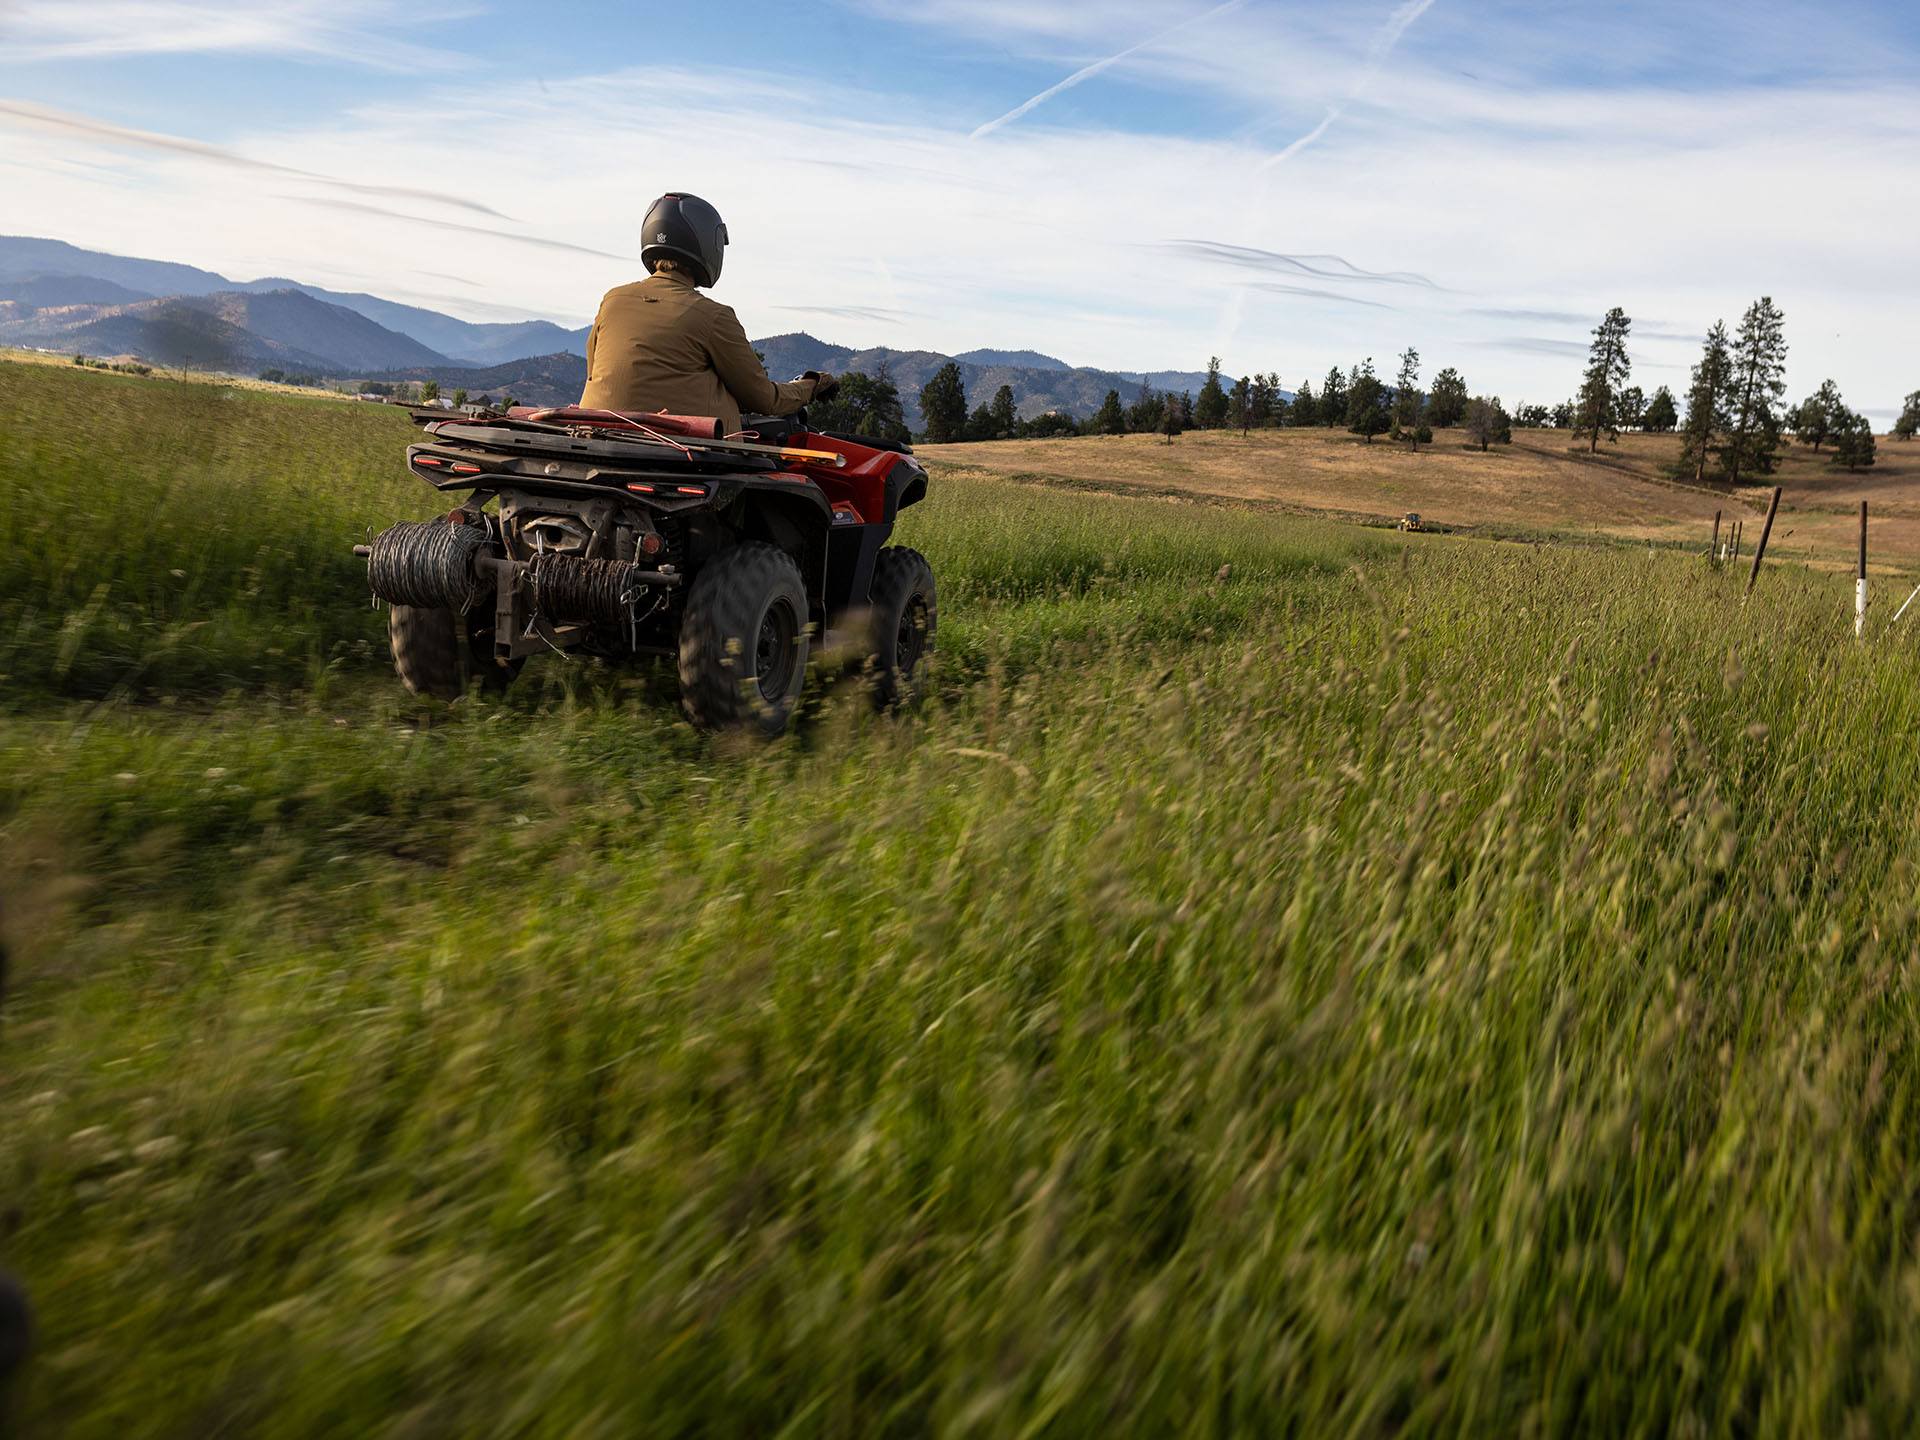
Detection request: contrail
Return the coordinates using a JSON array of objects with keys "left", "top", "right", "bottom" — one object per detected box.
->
[
  {"left": 1263, "top": 0, "right": 1439, "bottom": 168},
  {"left": 971, "top": 0, "right": 1247, "bottom": 139}
]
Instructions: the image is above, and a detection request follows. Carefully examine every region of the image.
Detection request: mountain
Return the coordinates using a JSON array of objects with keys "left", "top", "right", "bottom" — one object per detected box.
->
[
  {"left": 0, "top": 274, "right": 153, "bottom": 306},
  {"left": 231, "top": 277, "right": 590, "bottom": 365},
  {"left": 0, "top": 290, "right": 454, "bottom": 373},
  {"left": 953, "top": 347, "right": 1071, "bottom": 372},
  {"left": 0, "top": 238, "right": 1221, "bottom": 424}
]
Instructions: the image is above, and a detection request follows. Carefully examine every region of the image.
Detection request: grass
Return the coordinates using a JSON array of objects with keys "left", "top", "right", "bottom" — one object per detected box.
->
[
  {"left": 5, "top": 359, "right": 1920, "bottom": 1435},
  {"left": 925, "top": 425, "right": 1920, "bottom": 570}
]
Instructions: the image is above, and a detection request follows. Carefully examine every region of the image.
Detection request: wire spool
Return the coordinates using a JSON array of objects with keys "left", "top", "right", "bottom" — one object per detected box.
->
[
  {"left": 528, "top": 553, "right": 644, "bottom": 625},
  {"left": 367, "top": 520, "right": 487, "bottom": 610}
]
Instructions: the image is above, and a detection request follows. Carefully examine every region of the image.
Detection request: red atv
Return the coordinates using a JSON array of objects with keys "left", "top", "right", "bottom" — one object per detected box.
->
[{"left": 355, "top": 404, "right": 934, "bottom": 734}]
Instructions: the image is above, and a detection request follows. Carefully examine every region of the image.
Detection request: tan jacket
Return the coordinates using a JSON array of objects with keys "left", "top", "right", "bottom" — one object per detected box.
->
[{"left": 579, "top": 268, "right": 818, "bottom": 434}]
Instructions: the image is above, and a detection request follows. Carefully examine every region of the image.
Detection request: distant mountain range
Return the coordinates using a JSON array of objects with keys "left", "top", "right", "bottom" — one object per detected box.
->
[{"left": 0, "top": 235, "right": 1214, "bottom": 423}]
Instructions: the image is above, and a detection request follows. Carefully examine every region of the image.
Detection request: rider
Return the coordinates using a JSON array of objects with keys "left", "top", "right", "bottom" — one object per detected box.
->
[{"left": 579, "top": 192, "right": 836, "bottom": 435}]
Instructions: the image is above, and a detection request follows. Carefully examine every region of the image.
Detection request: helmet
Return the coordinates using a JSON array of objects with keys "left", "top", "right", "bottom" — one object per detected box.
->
[{"left": 641, "top": 192, "right": 728, "bottom": 288}]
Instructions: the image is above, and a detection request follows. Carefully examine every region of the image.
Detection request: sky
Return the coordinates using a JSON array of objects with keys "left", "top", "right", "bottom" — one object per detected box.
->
[{"left": 2, "top": 0, "right": 1917, "bottom": 415}]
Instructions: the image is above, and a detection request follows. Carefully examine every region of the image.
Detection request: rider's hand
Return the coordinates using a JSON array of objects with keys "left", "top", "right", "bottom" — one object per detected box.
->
[{"left": 804, "top": 371, "right": 840, "bottom": 403}]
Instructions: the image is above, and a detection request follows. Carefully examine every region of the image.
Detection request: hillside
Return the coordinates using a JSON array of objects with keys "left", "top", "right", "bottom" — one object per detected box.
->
[{"left": 925, "top": 426, "right": 1920, "bottom": 566}]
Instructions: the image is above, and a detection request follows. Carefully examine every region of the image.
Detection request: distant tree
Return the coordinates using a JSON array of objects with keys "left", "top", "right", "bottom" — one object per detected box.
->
[
  {"left": 1014, "top": 411, "right": 1070, "bottom": 438},
  {"left": 1641, "top": 386, "right": 1678, "bottom": 433},
  {"left": 1426, "top": 366, "right": 1468, "bottom": 428},
  {"left": 1678, "top": 322, "right": 1732, "bottom": 481},
  {"left": 1550, "top": 400, "right": 1575, "bottom": 430},
  {"left": 1195, "top": 357, "right": 1229, "bottom": 429},
  {"left": 963, "top": 403, "right": 997, "bottom": 442},
  {"left": 1248, "top": 373, "right": 1274, "bottom": 428},
  {"left": 1514, "top": 403, "right": 1552, "bottom": 429},
  {"left": 1897, "top": 390, "right": 1920, "bottom": 440},
  {"left": 1793, "top": 378, "right": 1844, "bottom": 451},
  {"left": 1090, "top": 388, "right": 1127, "bottom": 435},
  {"left": 1717, "top": 296, "right": 1788, "bottom": 485},
  {"left": 1161, "top": 400, "right": 1183, "bottom": 445},
  {"left": 420, "top": 379, "right": 441, "bottom": 403},
  {"left": 989, "top": 383, "right": 1018, "bottom": 440},
  {"left": 1178, "top": 391, "right": 1195, "bottom": 427},
  {"left": 1127, "top": 383, "right": 1163, "bottom": 434},
  {"left": 1393, "top": 347, "right": 1423, "bottom": 448},
  {"left": 919, "top": 362, "right": 968, "bottom": 443},
  {"left": 1576, "top": 306, "right": 1632, "bottom": 452},
  {"left": 258, "top": 367, "right": 286, "bottom": 384},
  {"left": 1290, "top": 378, "right": 1318, "bottom": 427},
  {"left": 1229, "top": 374, "right": 1252, "bottom": 434},
  {"left": 1463, "top": 395, "right": 1512, "bottom": 451},
  {"left": 1346, "top": 359, "right": 1391, "bottom": 443},
  {"left": 810, "top": 369, "right": 912, "bottom": 445},
  {"left": 1832, "top": 409, "right": 1877, "bottom": 471},
  {"left": 1319, "top": 366, "right": 1348, "bottom": 427},
  {"left": 1617, "top": 385, "right": 1646, "bottom": 430},
  {"left": 501, "top": 394, "right": 518, "bottom": 410},
  {"left": 451, "top": 387, "right": 469, "bottom": 408}
]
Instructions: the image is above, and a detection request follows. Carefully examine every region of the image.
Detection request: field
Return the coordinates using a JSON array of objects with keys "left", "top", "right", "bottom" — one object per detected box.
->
[
  {"left": 929, "top": 425, "right": 1920, "bottom": 569},
  {"left": 7, "top": 358, "right": 1920, "bottom": 1435}
]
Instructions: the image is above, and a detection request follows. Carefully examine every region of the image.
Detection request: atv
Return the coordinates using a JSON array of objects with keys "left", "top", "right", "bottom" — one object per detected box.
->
[{"left": 354, "top": 402, "right": 934, "bottom": 734}]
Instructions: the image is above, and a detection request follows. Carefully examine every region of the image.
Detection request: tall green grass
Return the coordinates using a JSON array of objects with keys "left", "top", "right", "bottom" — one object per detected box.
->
[{"left": 4, "top": 361, "right": 1919, "bottom": 1435}]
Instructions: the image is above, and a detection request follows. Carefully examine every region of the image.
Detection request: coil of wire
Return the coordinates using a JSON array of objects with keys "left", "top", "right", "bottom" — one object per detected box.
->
[
  {"left": 528, "top": 553, "right": 643, "bottom": 625},
  {"left": 367, "top": 520, "right": 488, "bottom": 611}
]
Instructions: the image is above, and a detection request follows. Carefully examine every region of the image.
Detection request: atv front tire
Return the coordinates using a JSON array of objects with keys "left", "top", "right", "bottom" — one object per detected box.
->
[
  {"left": 389, "top": 604, "right": 520, "bottom": 701},
  {"left": 678, "top": 542, "right": 810, "bottom": 734},
  {"left": 866, "top": 546, "right": 936, "bottom": 707}
]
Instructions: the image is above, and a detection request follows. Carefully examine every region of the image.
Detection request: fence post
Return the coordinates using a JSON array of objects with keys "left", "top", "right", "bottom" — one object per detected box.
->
[
  {"left": 1745, "top": 487, "right": 1783, "bottom": 598},
  {"left": 1711, "top": 509, "right": 1722, "bottom": 563},
  {"left": 1857, "top": 500, "right": 1868, "bottom": 638}
]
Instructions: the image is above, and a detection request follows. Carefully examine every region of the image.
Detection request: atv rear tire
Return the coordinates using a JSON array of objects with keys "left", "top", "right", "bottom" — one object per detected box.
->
[
  {"left": 389, "top": 604, "right": 520, "bottom": 701},
  {"left": 866, "top": 546, "right": 936, "bottom": 707},
  {"left": 678, "top": 542, "right": 810, "bottom": 734}
]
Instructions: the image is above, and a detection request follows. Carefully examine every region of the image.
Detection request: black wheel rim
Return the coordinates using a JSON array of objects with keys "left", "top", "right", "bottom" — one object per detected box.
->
[
  {"left": 896, "top": 594, "right": 929, "bottom": 676},
  {"left": 755, "top": 597, "right": 800, "bottom": 702}
]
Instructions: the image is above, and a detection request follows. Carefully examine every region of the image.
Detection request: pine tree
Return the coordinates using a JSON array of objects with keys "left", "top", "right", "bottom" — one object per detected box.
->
[
  {"left": 1576, "top": 307, "right": 1632, "bottom": 452},
  {"left": 1678, "top": 322, "right": 1732, "bottom": 482},
  {"left": 1347, "top": 359, "right": 1390, "bottom": 443},
  {"left": 1897, "top": 390, "right": 1920, "bottom": 441},
  {"left": 1195, "top": 357, "right": 1229, "bottom": 429},
  {"left": 1249, "top": 373, "right": 1274, "bottom": 428},
  {"left": 1319, "top": 367, "right": 1347, "bottom": 428},
  {"left": 1641, "top": 386, "right": 1678, "bottom": 433},
  {"left": 1229, "top": 375, "right": 1252, "bottom": 434},
  {"left": 1127, "top": 383, "right": 1163, "bottom": 434},
  {"left": 1463, "top": 396, "right": 1511, "bottom": 451},
  {"left": 1178, "top": 392, "right": 1195, "bottom": 427},
  {"left": 963, "top": 403, "right": 997, "bottom": 442},
  {"left": 1162, "top": 400, "right": 1183, "bottom": 445},
  {"left": 1426, "top": 367, "right": 1468, "bottom": 428},
  {"left": 1090, "top": 389, "right": 1126, "bottom": 435},
  {"left": 1794, "top": 379, "right": 1844, "bottom": 451},
  {"left": 1617, "top": 385, "right": 1645, "bottom": 430},
  {"left": 990, "top": 383, "right": 1017, "bottom": 440},
  {"left": 919, "top": 362, "right": 968, "bottom": 443},
  {"left": 809, "top": 369, "right": 912, "bottom": 445},
  {"left": 1831, "top": 408, "right": 1876, "bottom": 471},
  {"left": 1717, "top": 297, "right": 1788, "bottom": 485},
  {"left": 1393, "top": 347, "right": 1423, "bottom": 448},
  {"left": 1291, "top": 379, "right": 1317, "bottom": 427}
]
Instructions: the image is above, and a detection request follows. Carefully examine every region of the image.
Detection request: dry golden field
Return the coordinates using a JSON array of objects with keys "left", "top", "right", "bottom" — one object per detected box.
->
[{"left": 925, "top": 425, "right": 1920, "bottom": 570}]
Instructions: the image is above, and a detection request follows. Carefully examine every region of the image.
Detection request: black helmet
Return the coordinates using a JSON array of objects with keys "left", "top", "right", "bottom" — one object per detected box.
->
[{"left": 641, "top": 192, "right": 728, "bottom": 288}]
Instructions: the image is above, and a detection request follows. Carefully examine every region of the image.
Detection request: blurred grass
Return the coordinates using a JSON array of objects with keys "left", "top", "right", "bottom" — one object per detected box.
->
[{"left": 5, "top": 360, "right": 1920, "bottom": 1436}]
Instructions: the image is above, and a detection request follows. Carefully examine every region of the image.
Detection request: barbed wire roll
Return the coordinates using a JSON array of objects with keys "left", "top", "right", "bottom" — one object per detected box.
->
[
  {"left": 367, "top": 520, "right": 487, "bottom": 611},
  {"left": 528, "top": 554, "right": 643, "bottom": 625}
]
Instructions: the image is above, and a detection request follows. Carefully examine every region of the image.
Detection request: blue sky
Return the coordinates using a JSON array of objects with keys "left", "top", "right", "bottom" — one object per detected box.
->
[{"left": 3, "top": 0, "right": 1917, "bottom": 413}]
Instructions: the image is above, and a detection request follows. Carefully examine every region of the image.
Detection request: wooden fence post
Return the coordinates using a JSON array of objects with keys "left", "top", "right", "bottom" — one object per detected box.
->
[
  {"left": 1857, "top": 500, "right": 1868, "bottom": 638},
  {"left": 1711, "top": 509, "right": 1722, "bottom": 563},
  {"left": 1745, "top": 487, "right": 1784, "bottom": 598}
]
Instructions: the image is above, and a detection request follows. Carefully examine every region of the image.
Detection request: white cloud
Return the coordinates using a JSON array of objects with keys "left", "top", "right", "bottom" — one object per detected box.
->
[{"left": 0, "top": 0, "right": 465, "bottom": 68}]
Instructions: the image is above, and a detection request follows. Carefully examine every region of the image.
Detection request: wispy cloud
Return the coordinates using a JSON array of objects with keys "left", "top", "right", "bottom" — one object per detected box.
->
[
  {"left": 1264, "top": 0, "right": 1440, "bottom": 167},
  {"left": 0, "top": 100, "right": 515, "bottom": 219},
  {"left": 283, "top": 196, "right": 633, "bottom": 262},
  {"left": 1166, "top": 240, "right": 1440, "bottom": 289},
  {"left": 970, "top": 0, "right": 1245, "bottom": 138},
  {"left": 1250, "top": 283, "right": 1395, "bottom": 310},
  {"left": 772, "top": 304, "right": 912, "bottom": 325},
  {"left": 0, "top": 0, "right": 463, "bottom": 69}
]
